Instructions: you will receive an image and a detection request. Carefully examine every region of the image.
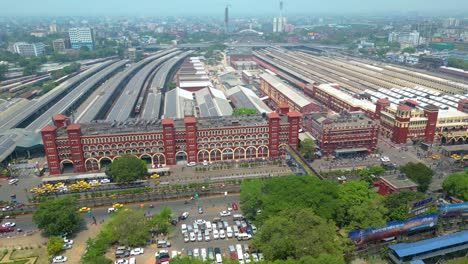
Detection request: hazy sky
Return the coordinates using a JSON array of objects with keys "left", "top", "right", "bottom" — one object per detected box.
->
[{"left": 1, "top": 0, "right": 467, "bottom": 16}]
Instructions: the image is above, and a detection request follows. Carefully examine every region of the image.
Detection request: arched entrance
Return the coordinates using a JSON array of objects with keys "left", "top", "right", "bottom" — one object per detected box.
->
[
  {"left": 85, "top": 158, "right": 99, "bottom": 172},
  {"left": 222, "top": 148, "right": 234, "bottom": 161},
  {"left": 245, "top": 146, "right": 257, "bottom": 159},
  {"left": 99, "top": 157, "right": 113, "bottom": 172},
  {"left": 258, "top": 145, "right": 269, "bottom": 158},
  {"left": 153, "top": 154, "right": 166, "bottom": 165},
  {"left": 210, "top": 149, "right": 222, "bottom": 161},
  {"left": 234, "top": 147, "right": 245, "bottom": 160},
  {"left": 197, "top": 150, "right": 209, "bottom": 162},
  {"left": 60, "top": 159, "right": 74, "bottom": 173},
  {"left": 175, "top": 151, "right": 188, "bottom": 164},
  {"left": 140, "top": 154, "right": 152, "bottom": 165}
]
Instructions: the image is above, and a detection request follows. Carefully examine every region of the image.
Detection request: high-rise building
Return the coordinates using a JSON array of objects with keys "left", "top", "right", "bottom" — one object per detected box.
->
[
  {"left": 9, "top": 42, "right": 45, "bottom": 57},
  {"left": 388, "top": 31, "right": 421, "bottom": 48},
  {"left": 49, "top": 24, "right": 57, "bottom": 33},
  {"left": 52, "top": 39, "right": 69, "bottom": 52},
  {"left": 273, "top": 17, "right": 287, "bottom": 33},
  {"left": 68, "top": 27, "right": 94, "bottom": 50}
]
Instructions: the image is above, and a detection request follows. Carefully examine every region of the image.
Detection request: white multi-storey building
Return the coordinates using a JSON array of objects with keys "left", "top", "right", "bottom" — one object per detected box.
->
[
  {"left": 9, "top": 42, "right": 45, "bottom": 57},
  {"left": 68, "top": 27, "right": 94, "bottom": 50}
]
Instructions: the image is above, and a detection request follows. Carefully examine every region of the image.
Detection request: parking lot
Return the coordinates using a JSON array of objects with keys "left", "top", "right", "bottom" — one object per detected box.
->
[
  {"left": 165, "top": 196, "right": 261, "bottom": 262},
  {"left": 103, "top": 195, "right": 262, "bottom": 263}
]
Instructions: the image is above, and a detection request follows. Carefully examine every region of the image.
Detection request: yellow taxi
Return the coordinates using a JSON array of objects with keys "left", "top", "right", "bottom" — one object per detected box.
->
[
  {"left": 112, "top": 203, "right": 124, "bottom": 209},
  {"left": 431, "top": 154, "right": 441, "bottom": 160},
  {"left": 451, "top": 154, "right": 462, "bottom": 160},
  {"left": 79, "top": 206, "right": 91, "bottom": 213},
  {"left": 150, "top": 173, "right": 160, "bottom": 179}
]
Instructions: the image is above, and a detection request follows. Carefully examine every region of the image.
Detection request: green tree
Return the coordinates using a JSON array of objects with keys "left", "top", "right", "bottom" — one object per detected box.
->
[
  {"left": 253, "top": 208, "right": 345, "bottom": 262},
  {"left": 442, "top": 171, "right": 468, "bottom": 200},
  {"left": 47, "top": 236, "right": 64, "bottom": 255},
  {"left": 335, "top": 181, "right": 387, "bottom": 230},
  {"left": 401, "top": 47, "right": 416, "bottom": 54},
  {"left": 299, "top": 138, "right": 316, "bottom": 160},
  {"left": 167, "top": 81, "right": 177, "bottom": 90},
  {"left": 232, "top": 107, "right": 257, "bottom": 116},
  {"left": 447, "top": 58, "right": 468, "bottom": 71},
  {"left": 168, "top": 256, "right": 206, "bottom": 264},
  {"left": 149, "top": 206, "right": 173, "bottom": 234},
  {"left": 106, "top": 154, "right": 147, "bottom": 183},
  {"left": 32, "top": 196, "right": 82, "bottom": 236},
  {"left": 102, "top": 209, "right": 150, "bottom": 246},
  {"left": 358, "top": 166, "right": 385, "bottom": 184},
  {"left": 384, "top": 191, "right": 425, "bottom": 221},
  {"left": 240, "top": 177, "right": 339, "bottom": 224},
  {"left": 400, "top": 162, "right": 434, "bottom": 192}
]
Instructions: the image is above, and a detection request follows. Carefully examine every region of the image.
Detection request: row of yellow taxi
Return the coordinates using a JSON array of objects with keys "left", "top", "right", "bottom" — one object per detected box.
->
[
  {"left": 29, "top": 180, "right": 101, "bottom": 195},
  {"left": 78, "top": 203, "right": 123, "bottom": 213}
]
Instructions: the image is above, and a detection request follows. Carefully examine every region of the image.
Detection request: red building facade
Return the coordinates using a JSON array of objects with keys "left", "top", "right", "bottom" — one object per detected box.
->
[
  {"left": 302, "top": 112, "right": 379, "bottom": 156},
  {"left": 41, "top": 113, "right": 301, "bottom": 175},
  {"left": 377, "top": 174, "right": 419, "bottom": 195}
]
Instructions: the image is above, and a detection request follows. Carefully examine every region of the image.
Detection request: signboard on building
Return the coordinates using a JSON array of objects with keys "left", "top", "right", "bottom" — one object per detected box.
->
[{"left": 408, "top": 197, "right": 433, "bottom": 217}]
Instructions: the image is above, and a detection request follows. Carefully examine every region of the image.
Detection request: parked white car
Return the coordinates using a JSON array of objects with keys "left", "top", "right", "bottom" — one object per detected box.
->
[
  {"left": 2, "top": 222, "right": 15, "bottom": 228},
  {"left": 130, "top": 247, "right": 144, "bottom": 255},
  {"left": 213, "top": 229, "right": 219, "bottom": 240},
  {"left": 220, "top": 211, "right": 231, "bottom": 217},
  {"left": 8, "top": 179, "right": 18, "bottom": 185},
  {"left": 52, "top": 256, "right": 68, "bottom": 263}
]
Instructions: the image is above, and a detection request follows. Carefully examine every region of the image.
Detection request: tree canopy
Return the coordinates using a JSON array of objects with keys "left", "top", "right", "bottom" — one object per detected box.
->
[
  {"left": 335, "top": 180, "right": 387, "bottom": 230},
  {"left": 101, "top": 208, "right": 151, "bottom": 246},
  {"left": 442, "top": 171, "right": 468, "bottom": 200},
  {"left": 47, "top": 236, "right": 64, "bottom": 255},
  {"left": 252, "top": 208, "right": 345, "bottom": 263},
  {"left": 299, "top": 138, "right": 315, "bottom": 160},
  {"left": 106, "top": 154, "right": 147, "bottom": 183},
  {"left": 232, "top": 107, "right": 257, "bottom": 116},
  {"left": 383, "top": 191, "right": 425, "bottom": 221},
  {"left": 240, "top": 177, "right": 340, "bottom": 224},
  {"left": 32, "top": 196, "right": 82, "bottom": 236},
  {"left": 448, "top": 58, "right": 468, "bottom": 71},
  {"left": 400, "top": 162, "right": 434, "bottom": 192},
  {"left": 358, "top": 166, "right": 385, "bottom": 184}
]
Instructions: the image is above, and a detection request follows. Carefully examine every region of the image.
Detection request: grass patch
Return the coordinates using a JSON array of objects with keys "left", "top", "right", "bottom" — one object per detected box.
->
[
  {"left": 2, "top": 260, "right": 29, "bottom": 264},
  {"left": 10, "top": 247, "right": 47, "bottom": 264},
  {"left": 1, "top": 248, "right": 8, "bottom": 261}
]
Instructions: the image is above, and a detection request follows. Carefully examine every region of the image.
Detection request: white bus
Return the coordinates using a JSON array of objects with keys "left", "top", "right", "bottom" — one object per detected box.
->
[{"left": 236, "top": 244, "right": 244, "bottom": 264}]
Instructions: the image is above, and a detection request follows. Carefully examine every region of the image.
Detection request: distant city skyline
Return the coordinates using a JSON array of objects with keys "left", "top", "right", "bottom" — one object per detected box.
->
[{"left": 1, "top": 0, "right": 467, "bottom": 16}]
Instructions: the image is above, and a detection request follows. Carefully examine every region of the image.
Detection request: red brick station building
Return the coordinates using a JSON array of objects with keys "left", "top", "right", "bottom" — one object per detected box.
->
[{"left": 41, "top": 111, "right": 301, "bottom": 175}]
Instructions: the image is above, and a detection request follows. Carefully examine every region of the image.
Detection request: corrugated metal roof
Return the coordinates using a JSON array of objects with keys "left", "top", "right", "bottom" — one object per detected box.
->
[
  {"left": 389, "top": 230, "right": 468, "bottom": 258},
  {"left": 260, "top": 73, "right": 313, "bottom": 108}
]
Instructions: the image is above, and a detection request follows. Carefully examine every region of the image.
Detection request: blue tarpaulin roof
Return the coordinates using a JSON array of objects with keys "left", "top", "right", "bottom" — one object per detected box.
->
[{"left": 389, "top": 231, "right": 468, "bottom": 258}]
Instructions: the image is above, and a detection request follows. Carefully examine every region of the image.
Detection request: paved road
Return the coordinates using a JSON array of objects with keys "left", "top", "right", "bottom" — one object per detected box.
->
[{"left": 0, "top": 194, "right": 240, "bottom": 238}]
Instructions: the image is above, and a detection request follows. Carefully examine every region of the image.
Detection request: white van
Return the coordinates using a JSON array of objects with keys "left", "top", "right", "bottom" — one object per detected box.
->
[
  {"left": 226, "top": 226, "right": 233, "bottom": 238},
  {"left": 205, "top": 221, "right": 212, "bottom": 231},
  {"left": 181, "top": 224, "right": 187, "bottom": 234},
  {"left": 237, "top": 233, "right": 252, "bottom": 241},
  {"left": 233, "top": 214, "right": 244, "bottom": 221},
  {"left": 215, "top": 253, "right": 223, "bottom": 263},
  {"left": 233, "top": 225, "right": 239, "bottom": 237},
  {"left": 129, "top": 257, "right": 136, "bottom": 264}
]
